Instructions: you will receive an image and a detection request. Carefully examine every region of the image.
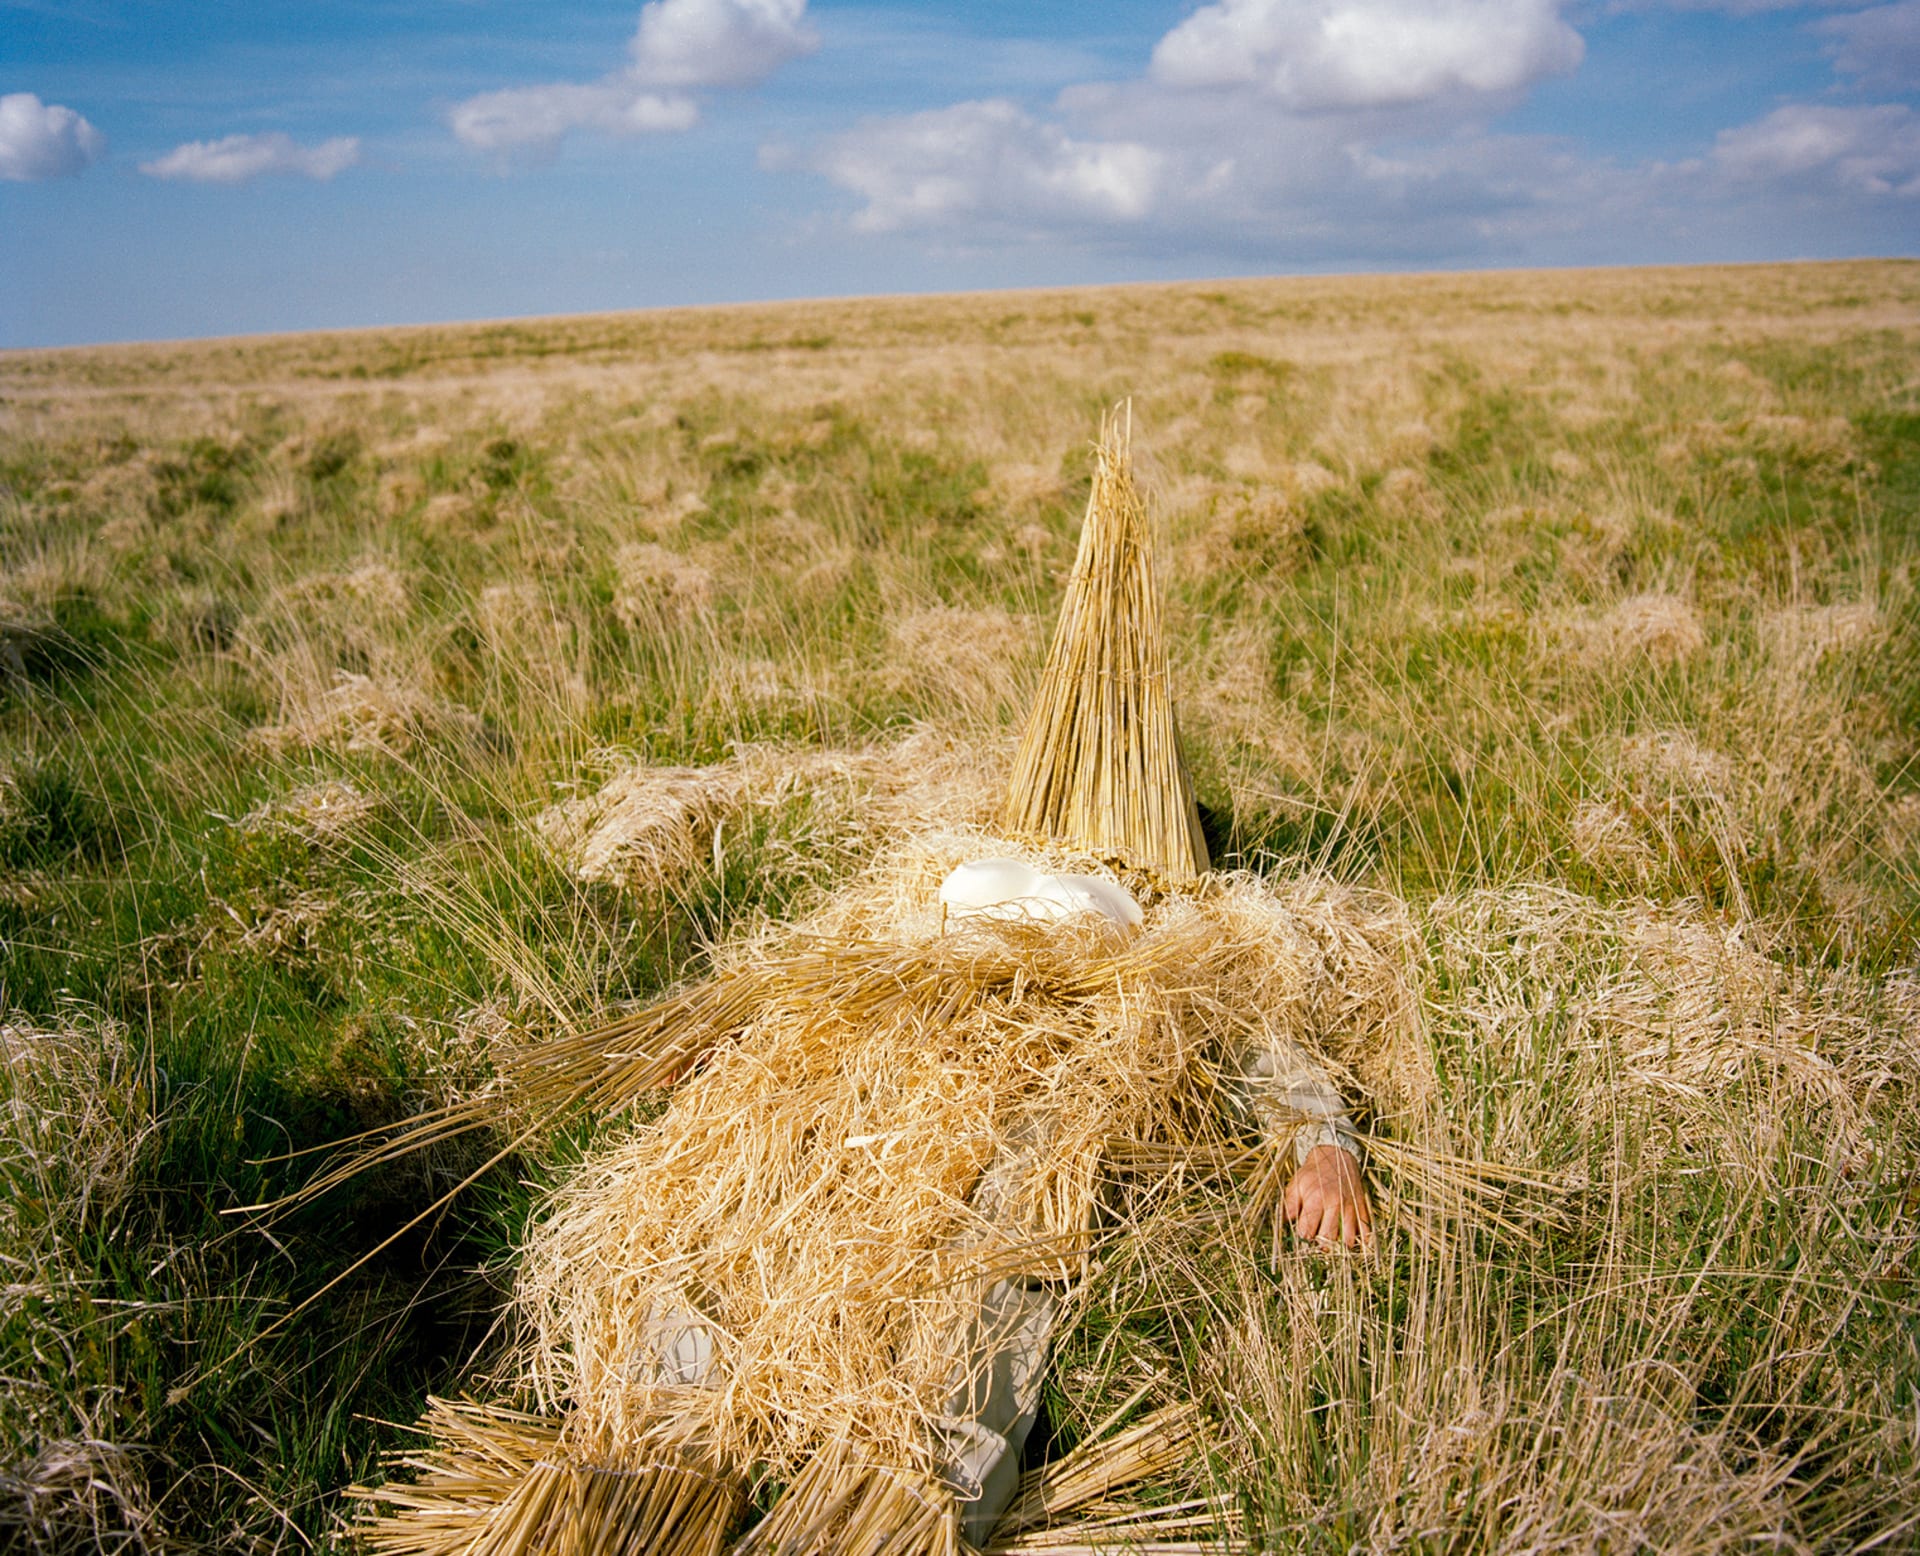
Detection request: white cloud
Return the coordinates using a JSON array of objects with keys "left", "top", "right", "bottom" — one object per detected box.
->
[
  {"left": 1819, "top": 1, "right": 1920, "bottom": 92},
  {"left": 1608, "top": 1, "right": 1855, "bottom": 13},
  {"left": 797, "top": 0, "right": 1586, "bottom": 244},
  {"left": 1149, "top": 0, "right": 1584, "bottom": 110},
  {"left": 810, "top": 99, "right": 1169, "bottom": 234},
  {"left": 0, "top": 92, "right": 105, "bottom": 181},
  {"left": 449, "top": 83, "right": 697, "bottom": 155},
  {"left": 140, "top": 132, "right": 361, "bottom": 184},
  {"left": 628, "top": 0, "right": 816, "bottom": 88},
  {"left": 1712, "top": 103, "right": 1920, "bottom": 195},
  {"left": 784, "top": 0, "right": 1916, "bottom": 268},
  {"left": 804, "top": 94, "right": 1659, "bottom": 264},
  {"left": 450, "top": 0, "right": 815, "bottom": 160}
]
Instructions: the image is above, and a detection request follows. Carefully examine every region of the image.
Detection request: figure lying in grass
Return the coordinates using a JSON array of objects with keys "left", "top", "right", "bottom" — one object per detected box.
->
[
  {"left": 350, "top": 835, "right": 1409, "bottom": 1556},
  {"left": 343, "top": 411, "right": 1409, "bottom": 1554}
]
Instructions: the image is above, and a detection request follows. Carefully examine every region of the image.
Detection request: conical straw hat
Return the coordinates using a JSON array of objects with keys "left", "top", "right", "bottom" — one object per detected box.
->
[{"left": 1003, "top": 404, "right": 1209, "bottom": 880}]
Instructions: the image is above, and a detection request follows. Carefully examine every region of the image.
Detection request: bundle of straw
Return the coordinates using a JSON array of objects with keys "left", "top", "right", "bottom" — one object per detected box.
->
[
  {"left": 1003, "top": 405, "right": 1209, "bottom": 881},
  {"left": 342, "top": 844, "right": 1461, "bottom": 1555},
  {"left": 500, "top": 912, "right": 1215, "bottom": 1537},
  {"left": 354, "top": 1393, "right": 1231, "bottom": 1556},
  {"left": 351, "top": 1400, "right": 738, "bottom": 1556}
]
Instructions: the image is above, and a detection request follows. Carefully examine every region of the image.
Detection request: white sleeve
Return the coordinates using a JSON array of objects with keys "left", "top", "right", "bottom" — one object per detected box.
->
[{"left": 1231, "top": 1031, "right": 1364, "bottom": 1170}]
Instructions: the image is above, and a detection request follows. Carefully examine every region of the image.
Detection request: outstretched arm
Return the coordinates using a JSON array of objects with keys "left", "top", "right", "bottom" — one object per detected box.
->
[{"left": 1233, "top": 1033, "right": 1373, "bottom": 1251}]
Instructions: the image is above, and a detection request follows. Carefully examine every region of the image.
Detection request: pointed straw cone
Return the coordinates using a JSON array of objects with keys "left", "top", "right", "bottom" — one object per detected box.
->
[{"left": 1003, "top": 404, "right": 1209, "bottom": 881}]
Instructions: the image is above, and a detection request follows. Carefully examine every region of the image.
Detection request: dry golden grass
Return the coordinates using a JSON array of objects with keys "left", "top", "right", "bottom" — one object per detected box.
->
[{"left": 1, "top": 258, "right": 1916, "bottom": 1552}]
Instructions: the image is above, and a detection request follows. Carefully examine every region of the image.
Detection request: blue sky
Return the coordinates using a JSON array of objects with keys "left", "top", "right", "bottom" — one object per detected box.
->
[{"left": 3, "top": 0, "right": 1916, "bottom": 347}]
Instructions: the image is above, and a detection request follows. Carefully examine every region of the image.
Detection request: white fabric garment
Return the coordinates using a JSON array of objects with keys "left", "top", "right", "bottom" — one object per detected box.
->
[
  {"left": 1234, "top": 1035, "right": 1366, "bottom": 1169},
  {"left": 937, "top": 858, "right": 1145, "bottom": 930}
]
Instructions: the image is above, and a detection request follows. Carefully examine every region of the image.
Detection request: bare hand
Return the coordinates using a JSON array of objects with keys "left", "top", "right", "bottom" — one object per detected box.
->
[{"left": 1283, "top": 1144, "right": 1372, "bottom": 1251}]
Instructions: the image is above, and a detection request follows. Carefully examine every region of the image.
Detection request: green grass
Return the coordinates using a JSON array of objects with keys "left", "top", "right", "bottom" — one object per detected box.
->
[{"left": 1, "top": 259, "right": 1916, "bottom": 1550}]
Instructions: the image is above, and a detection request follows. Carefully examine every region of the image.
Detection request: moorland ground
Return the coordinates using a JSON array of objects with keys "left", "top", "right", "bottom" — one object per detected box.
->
[{"left": 1, "top": 260, "right": 1917, "bottom": 1551}]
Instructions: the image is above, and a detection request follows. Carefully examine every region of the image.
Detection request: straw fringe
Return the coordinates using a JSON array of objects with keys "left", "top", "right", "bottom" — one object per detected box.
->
[
  {"left": 994, "top": 1400, "right": 1207, "bottom": 1540},
  {"left": 350, "top": 1398, "right": 741, "bottom": 1556},
  {"left": 1004, "top": 405, "right": 1209, "bottom": 881},
  {"left": 731, "top": 1446, "right": 959, "bottom": 1556},
  {"left": 354, "top": 1398, "right": 1235, "bottom": 1556}
]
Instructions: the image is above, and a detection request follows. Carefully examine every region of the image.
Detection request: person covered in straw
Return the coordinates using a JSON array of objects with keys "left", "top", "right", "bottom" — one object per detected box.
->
[
  {"left": 927, "top": 851, "right": 1373, "bottom": 1544},
  {"left": 347, "top": 408, "right": 1387, "bottom": 1556}
]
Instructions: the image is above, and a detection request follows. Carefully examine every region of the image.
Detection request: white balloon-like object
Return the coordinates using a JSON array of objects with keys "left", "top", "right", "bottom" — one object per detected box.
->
[{"left": 937, "top": 858, "right": 1143, "bottom": 930}]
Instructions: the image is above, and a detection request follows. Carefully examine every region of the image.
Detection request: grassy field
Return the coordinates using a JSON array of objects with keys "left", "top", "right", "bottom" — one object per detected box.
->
[{"left": 1, "top": 259, "right": 1917, "bottom": 1552}]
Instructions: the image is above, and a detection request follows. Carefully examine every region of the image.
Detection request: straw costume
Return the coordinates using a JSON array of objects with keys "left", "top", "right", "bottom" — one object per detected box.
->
[{"left": 346, "top": 411, "right": 1398, "bottom": 1556}]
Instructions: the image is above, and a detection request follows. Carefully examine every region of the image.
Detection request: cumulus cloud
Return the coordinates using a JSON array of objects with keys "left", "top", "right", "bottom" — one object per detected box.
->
[
  {"left": 450, "top": 84, "right": 698, "bottom": 153},
  {"left": 1149, "top": 0, "right": 1584, "bottom": 110},
  {"left": 0, "top": 92, "right": 105, "bottom": 181},
  {"left": 802, "top": 77, "right": 1635, "bottom": 259},
  {"left": 1712, "top": 103, "right": 1920, "bottom": 196},
  {"left": 798, "top": 0, "right": 1593, "bottom": 250},
  {"left": 809, "top": 100, "right": 1172, "bottom": 234},
  {"left": 628, "top": 0, "right": 817, "bottom": 88},
  {"left": 450, "top": 0, "right": 815, "bottom": 159},
  {"left": 786, "top": 0, "right": 1917, "bottom": 267},
  {"left": 1610, "top": 0, "right": 1856, "bottom": 13},
  {"left": 797, "top": 1, "right": 1587, "bottom": 242},
  {"left": 140, "top": 132, "right": 361, "bottom": 184},
  {"left": 1819, "top": 1, "right": 1920, "bottom": 92}
]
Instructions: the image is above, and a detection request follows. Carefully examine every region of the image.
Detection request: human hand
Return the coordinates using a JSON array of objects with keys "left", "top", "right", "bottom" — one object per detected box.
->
[{"left": 1283, "top": 1144, "right": 1373, "bottom": 1251}]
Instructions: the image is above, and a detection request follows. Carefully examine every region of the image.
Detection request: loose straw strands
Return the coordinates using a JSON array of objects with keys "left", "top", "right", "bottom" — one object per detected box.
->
[
  {"left": 984, "top": 1397, "right": 1244, "bottom": 1555},
  {"left": 350, "top": 1398, "right": 739, "bottom": 1556},
  {"left": 994, "top": 1399, "right": 1206, "bottom": 1539},
  {"left": 515, "top": 917, "right": 1221, "bottom": 1479},
  {"left": 1004, "top": 405, "right": 1209, "bottom": 882},
  {"left": 987, "top": 1500, "right": 1243, "bottom": 1556},
  {"left": 731, "top": 1447, "right": 959, "bottom": 1556},
  {"left": 263, "top": 923, "right": 1195, "bottom": 1223},
  {"left": 1104, "top": 1135, "right": 1573, "bottom": 1248}
]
